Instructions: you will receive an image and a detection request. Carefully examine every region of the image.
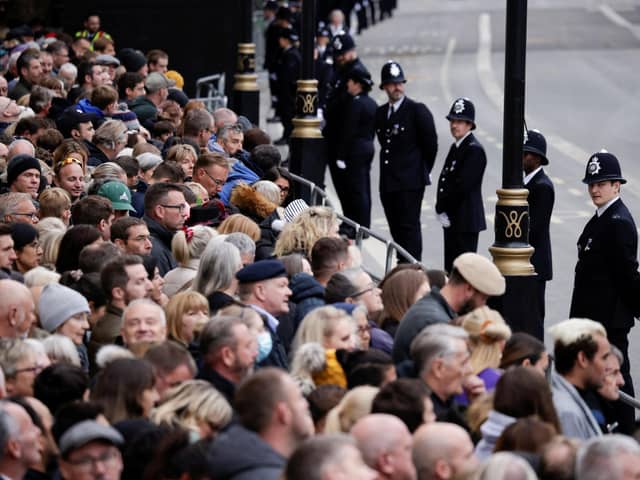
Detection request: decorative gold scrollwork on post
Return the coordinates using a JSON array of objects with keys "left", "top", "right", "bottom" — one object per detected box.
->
[
  {"left": 301, "top": 94, "right": 317, "bottom": 114},
  {"left": 498, "top": 210, "right": 528, "bottom": 239}
]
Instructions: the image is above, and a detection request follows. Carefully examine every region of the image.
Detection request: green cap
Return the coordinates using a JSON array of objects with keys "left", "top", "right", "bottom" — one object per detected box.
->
[{"left": 97, "top": 181, "right": 135, "bottom": 212}]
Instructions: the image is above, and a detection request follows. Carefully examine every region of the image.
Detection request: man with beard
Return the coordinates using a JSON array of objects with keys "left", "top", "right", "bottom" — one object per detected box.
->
[
  {"left": 89, "top": 255, "right": 152, "bottom": 365},
  {"left": 392, "top": 253, "right": 505, "bottom": 364},
  {"left": 207, "top": 368, "right": 314, "bottom": 480},
  {"left": 548, "top": 318, "right": 611, "bottom": 439},
  {"left": 197, "top": 316, "right": 258, "bottom": 405},
  {"left": 323, "top": 33, "right": 370, "bottom": 187},
  {"left": 375, "top": 61, "right": 437, "bottom": 261}
]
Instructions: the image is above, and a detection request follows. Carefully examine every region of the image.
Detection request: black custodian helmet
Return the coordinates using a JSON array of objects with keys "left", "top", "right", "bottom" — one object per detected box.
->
[
  {"left": 446, "top": 97, "right": 476, "bottom": 129},
  {"left": 379, "top": 61, "right": 406, "bottom": 89},
  {"left": 523, "top": 129, "right": 548, "bottom": 165},
  {"left": 582, "top": 151, "right": 626, "bottom": 185}
]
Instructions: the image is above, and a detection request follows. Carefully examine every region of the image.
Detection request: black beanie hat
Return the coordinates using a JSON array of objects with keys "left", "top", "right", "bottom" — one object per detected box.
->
[
  {"left": 7, "top": 154, "right": 41, "bottom": 186},
  {"left": 10, "top": 222, "right": 38, "bottom": 250}
]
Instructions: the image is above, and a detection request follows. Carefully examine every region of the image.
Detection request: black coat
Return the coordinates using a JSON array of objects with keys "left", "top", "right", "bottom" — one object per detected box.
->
[
  {"left": 275, "top": 46, "right": 301, "bottom": 120},
  {"left": 435, "top": 133, "right": 487, "bottom": 233},
  {"left": 324, "top": 58, "right": 369, "bottom": 154},
  {"left": 570, "top": 198, "right": 640, "bottom": 330},
  {"left": 337, "top": 92, "right": 377, "bottom": 162},
  {"left": 526, "top": 168, "right": 554, "bottom": 281},
  {"left": 374, "top": 96, "right": 438, "bottom": 193}
]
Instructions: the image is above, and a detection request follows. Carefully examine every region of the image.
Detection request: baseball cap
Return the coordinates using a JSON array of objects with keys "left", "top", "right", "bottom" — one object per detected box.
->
[
  {"left": 97, "top": 181, "right": 135, "bottom": 212},
  {"left": 145, "top": 72, "right": 176, "bottom": 93}
]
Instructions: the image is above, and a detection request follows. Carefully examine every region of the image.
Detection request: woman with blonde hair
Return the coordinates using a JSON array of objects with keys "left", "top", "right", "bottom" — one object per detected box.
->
[
  {"left": 165, "top": 143, "right": 198, "bottom": 180},
  {"left": 217, "top": 213, "right": 261, "bottom": 242},
  {"left": 458, "top": 306, "right": 511, "bottom": 404},
  {"left": 274, "top": 206, "right": 339, "bottom": 258},
  {"left": 163, "top": 225, "right": 217, "bottom": 296},
  {"left": 164, "top": 291, "right": 210, "bottom": 348},
  {"left": 150, "top": 379, "right": 232, "bottom": 440},
  {"left": 291, "top": 306, "right": 357, "bottom": 355},
  {"left": 323, "top": 386, "right": 379, "bottom": 433},
  {"left": 39, "top": 230, "right": 64, "bottom": 270}
]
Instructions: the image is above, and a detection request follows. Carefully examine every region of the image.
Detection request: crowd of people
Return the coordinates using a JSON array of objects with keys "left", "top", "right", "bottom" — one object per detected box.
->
[{"left": 0, "top": 3, "right": 637, "bottom": 480}]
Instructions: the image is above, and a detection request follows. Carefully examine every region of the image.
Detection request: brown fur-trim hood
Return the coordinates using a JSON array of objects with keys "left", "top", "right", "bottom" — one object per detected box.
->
[{"left": 230, "top": 182, "right": 277, "bottom": 221}]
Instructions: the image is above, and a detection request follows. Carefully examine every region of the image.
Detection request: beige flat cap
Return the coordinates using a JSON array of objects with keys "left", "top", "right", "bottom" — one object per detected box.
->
[{"left": 453, "top": 253, "right": 505, "bottom": 296}]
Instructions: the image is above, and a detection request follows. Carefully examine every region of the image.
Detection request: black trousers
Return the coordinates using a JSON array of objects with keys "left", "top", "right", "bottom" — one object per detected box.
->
[
  {"left": 443, "top": 229, "right": 479, "bottom": 273},
  {"left": 606, "top": 327, "right": 636, "bottom": 433},
  {"left": 535, "top": 278, "right": 547, "bottom": 340},
  {"left": 330, "top": 157, "right": 373, "bottom": 238},
  {"left": 380, "top": 188, "right": 425, "bottom": 262}
]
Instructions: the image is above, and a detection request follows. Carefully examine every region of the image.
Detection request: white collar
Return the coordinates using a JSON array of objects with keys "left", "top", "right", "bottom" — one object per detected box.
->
[
  {"left": 249, "top": 304, "right": 279, "bottom": 330},
  {"left": 389, "top": 95, "right": 405, "bottom": 112},
  {"left": 596, "top": 196, "right": 620, "bottom": 217},
  {"left": 455, "top": 131, "right": 472, "bottom": 148},
  {"left": 523, "top": 166, "right": 543, "bottom": 185}
]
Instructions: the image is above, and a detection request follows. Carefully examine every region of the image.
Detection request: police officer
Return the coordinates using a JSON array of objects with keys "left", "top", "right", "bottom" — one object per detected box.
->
[
  {"left": 570, "top": 151, "right": 640, "bottom": 431},
  {"left": 375, "top": 60, "right": 437, "bottom": 262},
  {"left": 324, "top": 33, "right": 370, "bottom": 186},
  {"left": 264, "top": 6, "right": 293, "bottom": 123},
  {"left": 274, "top": 27, "right": 301, "bottom": 146},
  {"left": 435, "top": 97, "right": 486, "bottom": 272},
  {"left": 523, "top": 129, "right": 554, "bottom": 337},
  {"left": 332, "top": 65, "right": 376, "bottom": 238}
]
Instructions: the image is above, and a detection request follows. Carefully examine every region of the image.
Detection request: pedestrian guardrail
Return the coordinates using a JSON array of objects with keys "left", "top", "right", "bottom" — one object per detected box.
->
[
  {"left": 287, "top": 172, "right": 423, "bottom": 274},
  {"left": 194, "top": 73, "right": 227, "bottom": 111},
  {"left": 619, "top": 390, "right": 640, "bottom": 410}
]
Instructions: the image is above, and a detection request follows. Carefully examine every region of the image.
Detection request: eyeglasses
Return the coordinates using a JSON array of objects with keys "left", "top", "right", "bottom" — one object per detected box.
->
[
  {"left": 278, "top": 185, "right": 290, "bottom": 193},
  {"left": 10, "top": 212, "right": 38, "bottom": 221},
  {"left": 203, "top": 169, "right": 226, "bottom": 187},
  {"left": 14, "top": 364, "right": 46, "bottom": 375},
  {"left": 68, "top": 448, "right": 121, "bottom": 472},
  {"left": 357, "top": 324, "right": 372, "bottom": 334},
  {"left": 352, "top": 282, "right": 378, "bottom": 298},
  {"left": 161, "top": 204, "right": 187, "bottom": 213}
]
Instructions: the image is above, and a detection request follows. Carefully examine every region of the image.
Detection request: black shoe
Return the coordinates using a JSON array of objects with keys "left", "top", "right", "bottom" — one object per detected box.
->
[
  {"left": 267, "top": 115, "right": 281, "bottom": 123},
  {"left": 274, "top": 137, "right": 289, "bottom": 146}
]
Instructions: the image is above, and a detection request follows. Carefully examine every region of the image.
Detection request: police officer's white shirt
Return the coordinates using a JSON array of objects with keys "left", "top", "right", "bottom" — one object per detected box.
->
[
  {"left": 387, "top": 95, "right": 405, "bottom": 118},
  {"left": 523, "top": 166, "right": 543, "bottom": 186},
  {"left": 455, "top": 130, "right": 472, "bottom": 148},
  {"left": 596, "top": 196, "right": 620, "bottom": 217}
]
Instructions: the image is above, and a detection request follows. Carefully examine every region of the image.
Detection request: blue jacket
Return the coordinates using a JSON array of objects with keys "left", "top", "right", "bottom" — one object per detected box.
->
[{"left": 219, "top": 160, "right": 260, "bottom": 206}]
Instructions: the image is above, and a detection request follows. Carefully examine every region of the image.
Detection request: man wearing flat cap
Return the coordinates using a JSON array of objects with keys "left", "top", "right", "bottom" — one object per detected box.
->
[
  {"left": 375, "top": 60, "right": 438, "bottom": 262},
  {"left": 130, "top": 72, "right": 175, "bottom": 130},
  {"left": 393, "top": 252, "right": 505, "bottom": 363},
  {"left": 58, "top": 420, "right": 123, "bottom": 480},
  {"left": 237, "top": 259, "right": 291, "bottom": 369},
  {"left": 522, "top": 129, "right": 554, "bottom": 333}
]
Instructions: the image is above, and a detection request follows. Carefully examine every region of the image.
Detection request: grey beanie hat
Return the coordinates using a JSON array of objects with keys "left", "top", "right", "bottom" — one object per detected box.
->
[
  {"left": 136, "top": 152, "right": 163, "bottom": 172},
  {"left": 38, "top": 283, "right": 91, "bottom": 333}
]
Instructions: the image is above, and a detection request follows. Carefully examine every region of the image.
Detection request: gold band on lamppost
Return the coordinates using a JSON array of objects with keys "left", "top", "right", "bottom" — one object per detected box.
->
[
  {"left": 292, "top": 79, "right": 322, "bottom": 138},
  {"left": 489, "top": 188, "right": 535, "bottom": 276},
  {"left": 234, "top": 43, "right": 258, "bottom": 92}
]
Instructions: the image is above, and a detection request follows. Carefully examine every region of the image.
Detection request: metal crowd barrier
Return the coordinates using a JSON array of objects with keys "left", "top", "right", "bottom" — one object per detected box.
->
[
  {"left": 287, "top": 172, "right": 423, "bottom": 274},
  {"left": 619, "top": 390, "right": 640, "bottom": 410},
  {"left": 193, "top": 73, "right": 227, "bottom": 111}
]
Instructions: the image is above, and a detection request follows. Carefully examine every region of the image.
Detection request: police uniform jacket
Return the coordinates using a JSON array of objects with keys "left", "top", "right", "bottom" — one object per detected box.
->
[
  {"left": 375, "top": 97, "right": 438, "bottom": 193},
  {"left": 275, "top": 46, "right": 301, "bottom": 117},
  {"left": 435, "top": 133, "right": 487, "bottom": 233},
  {"left": 324, "top": 58, "right": 369, "bottom": 153},
  {"left": 526, "top": 168, "right": 554, "bottom": 281},
  {"left": 570, "top": 198, "right": 640, "bottom": 330},
  {"left": 337, "top": 91, "right": 377, "bottom": 162}
]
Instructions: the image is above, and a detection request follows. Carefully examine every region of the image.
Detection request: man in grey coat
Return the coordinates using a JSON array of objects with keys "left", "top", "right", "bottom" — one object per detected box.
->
[{"left": 548, "top": 318, "right": 611, "bottom": 439}]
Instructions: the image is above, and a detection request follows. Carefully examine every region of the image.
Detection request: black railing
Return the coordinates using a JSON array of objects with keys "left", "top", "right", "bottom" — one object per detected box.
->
[{"left": 287, "top": 172, "right": 422, "bottom": 274}]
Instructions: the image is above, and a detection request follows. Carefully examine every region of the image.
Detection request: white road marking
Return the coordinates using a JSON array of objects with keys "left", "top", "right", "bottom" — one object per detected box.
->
[
  {"left": 440, "top": 37, "right": 457, "bottom": 105},
  {"left": 599, "top": 3, "right": 640, "bottom": 40},
  {"left": 568, "top": 188, "right": 583, "bottom": 196}
]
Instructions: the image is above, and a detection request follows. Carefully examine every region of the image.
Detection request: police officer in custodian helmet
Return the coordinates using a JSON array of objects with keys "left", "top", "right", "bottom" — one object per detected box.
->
[
  {"left": 570, "top": 151, "right": 640, "bottom": 433},
  {"left": 375, "top": 60, "right": 438, "bottom": 262}
]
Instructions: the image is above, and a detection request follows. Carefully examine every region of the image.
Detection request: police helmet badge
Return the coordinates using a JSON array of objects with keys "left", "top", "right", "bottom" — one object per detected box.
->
[
  {"left": 453, "top": 98, "right": 465, "bottom": 114},
  {"left": 333, "top": 37, "right": 342, "bottom": 51},
  {"left": 587, "top": 156, "right": 601, "bottom": 176},
  {"left": 389, "top": 63, "right": 400, "bottom": 77}
]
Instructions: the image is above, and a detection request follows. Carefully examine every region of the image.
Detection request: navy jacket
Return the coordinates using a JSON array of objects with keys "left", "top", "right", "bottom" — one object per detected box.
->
[
  {"left": 143, "top": 215, "right": 177, "bottom": 276},
  {"left": 570, "top": 199, "right": 640, "bottom": 330},
  {"left": 526, "top": 168, "right": 554, "bottom": 281},
  {"left": 337, "top": 92, "right": 377, "bottom": 162},
  {"left": 375, "top": 96, "right": 438, "bottom": 193},
  {"left": 435, "top": 133, "right": 487, "bottom": 233}
]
